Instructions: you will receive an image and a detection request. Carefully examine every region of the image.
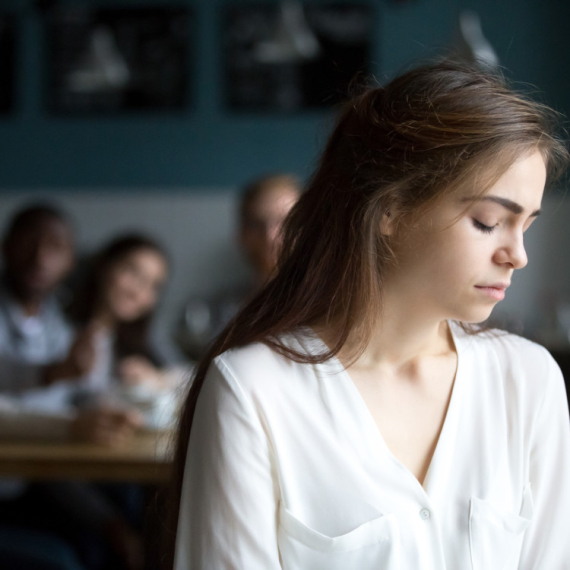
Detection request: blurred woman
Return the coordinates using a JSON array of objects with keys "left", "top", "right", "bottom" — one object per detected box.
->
[
  {"left": 68, "top": 234, "right": 179, "bottom": 400},
  {"left": 26, "top": 234, "right": 180, "bottom": 570}
]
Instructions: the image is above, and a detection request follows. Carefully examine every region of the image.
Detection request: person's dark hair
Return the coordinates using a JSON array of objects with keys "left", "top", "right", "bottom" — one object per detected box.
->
[
  {"left": 161, "top": 61, "right": 568, "bottom": 568},
  {"left": 4, "top": 204, "right": 73, "bottom": 242},
  {"left": 68, "top": 233, "right": 169, "bottom": 364}
]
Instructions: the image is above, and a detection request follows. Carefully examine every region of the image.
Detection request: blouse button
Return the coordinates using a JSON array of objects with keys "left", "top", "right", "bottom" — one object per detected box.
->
[{"left": 419, "top": 508, "right": 431, "bottom": 520}]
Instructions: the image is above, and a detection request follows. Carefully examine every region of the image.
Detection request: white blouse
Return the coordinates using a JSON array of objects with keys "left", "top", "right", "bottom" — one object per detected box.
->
[{"left": 175, "top": 321, "right": 570, "bottom": 569}]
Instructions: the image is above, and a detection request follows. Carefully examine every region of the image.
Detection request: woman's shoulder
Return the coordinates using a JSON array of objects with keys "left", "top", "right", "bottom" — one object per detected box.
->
[
  {"left": 209, "top": 330, "right": 317, "bottom": 395},
  {"left": 456, "top": 323, "right": 564, "bottom": 399},
  {"left": 214, "top": 341, "right": 290, "bottom": 375},
  {"left": 466, "top": 326, "right": 555, "bottom": 366}
]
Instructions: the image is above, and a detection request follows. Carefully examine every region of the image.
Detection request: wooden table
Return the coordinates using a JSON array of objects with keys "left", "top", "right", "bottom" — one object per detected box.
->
[{"left": 0, "top": 430, "right": 173, "bottom": 483}]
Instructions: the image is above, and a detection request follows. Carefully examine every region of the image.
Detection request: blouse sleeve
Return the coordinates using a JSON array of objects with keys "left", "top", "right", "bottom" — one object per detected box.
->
[
  {"left": 174, "top": 357, "right": 281, "bottom": 570},
  {"left": 518, "top": 351, "right": 570, "bottom": 569}
]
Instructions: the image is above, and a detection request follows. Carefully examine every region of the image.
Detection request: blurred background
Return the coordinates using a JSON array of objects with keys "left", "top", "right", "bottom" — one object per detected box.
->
[{"left": 0, "top": 0, "right": 569, "bottom": 348}]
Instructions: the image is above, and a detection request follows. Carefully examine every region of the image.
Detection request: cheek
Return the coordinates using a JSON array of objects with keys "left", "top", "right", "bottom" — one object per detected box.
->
[
  {"left": 48, "top": 254, "right": 71, "bottom": 275},
  {"left": 59, "top": 251, "right": 74, "bottom": 272},
  {"left": 139, "top": 289, "right": 157, "bottom": 311},
  {"left": 107, "top": 271, "right": 135, "bottom": 302},
  {"left": 407, "top": 230, "right": 481, "bottom": 285}
]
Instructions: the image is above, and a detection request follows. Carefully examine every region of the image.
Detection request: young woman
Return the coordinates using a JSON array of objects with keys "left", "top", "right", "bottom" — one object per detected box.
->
[
  {"left": 168, "top": 62, "right": 570, "bottom": 569},
  {"left": 43, "top": 235, "right": 178, "bottom": 570},
  {"left": 68, "top": 234, "right": 178, "bottom": 397}
]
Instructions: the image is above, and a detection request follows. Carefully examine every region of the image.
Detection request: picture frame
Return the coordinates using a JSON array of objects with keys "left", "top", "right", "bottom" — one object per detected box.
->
[
  {"left": 223, "top": 2, "right": 373, "bottom": 112},
  {"left": 46, "top": 6, "right": 191, "bottom": 114}
]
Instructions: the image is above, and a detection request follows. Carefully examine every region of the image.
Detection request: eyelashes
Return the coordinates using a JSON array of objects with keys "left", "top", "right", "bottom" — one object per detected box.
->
[{"left": 472, "top": 219, "right": 497, "bottom": 234}]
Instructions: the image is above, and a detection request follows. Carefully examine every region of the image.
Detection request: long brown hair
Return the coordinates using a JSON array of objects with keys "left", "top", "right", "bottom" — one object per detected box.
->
[{"left": 162, "top": 61, "right": 567, "bottom": 567}]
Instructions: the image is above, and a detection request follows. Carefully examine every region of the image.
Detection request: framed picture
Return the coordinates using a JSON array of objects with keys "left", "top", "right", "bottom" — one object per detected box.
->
[
  {"left": 223, "top": 2, "right": 373, "bottom": 112},
  {"left": 46, "top": 6, "right": 191, "bottom": 114},
  {"left": 0, "top": 14, "right": 15, "bottom": 114}
]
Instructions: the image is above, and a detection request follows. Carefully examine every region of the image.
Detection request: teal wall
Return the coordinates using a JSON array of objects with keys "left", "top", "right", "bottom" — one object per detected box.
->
[{"left": 0, "top": 0, "right": 568, "bottom": 190}]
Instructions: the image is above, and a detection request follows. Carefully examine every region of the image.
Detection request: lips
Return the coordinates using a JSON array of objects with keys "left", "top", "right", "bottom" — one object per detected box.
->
[{"left": 474, "top": 283, "right": 509, "bottom": 301}]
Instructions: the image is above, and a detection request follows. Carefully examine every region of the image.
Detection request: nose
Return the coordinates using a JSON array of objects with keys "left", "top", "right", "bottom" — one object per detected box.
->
[
  {"left": 494, "top": 231, "right": 528, "bottom": 270},
  {"left": 31, "top": 242, "right": 50, "bottom": 269}
]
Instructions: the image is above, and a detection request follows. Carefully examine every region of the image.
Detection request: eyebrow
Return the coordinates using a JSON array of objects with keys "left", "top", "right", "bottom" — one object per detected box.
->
[{"left": 462, "top": 195, "right": 541, "bottom": 217}]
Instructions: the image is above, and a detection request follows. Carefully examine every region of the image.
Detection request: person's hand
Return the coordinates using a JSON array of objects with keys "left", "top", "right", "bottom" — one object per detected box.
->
[
  {"left": 66, "top": 323, "right": 101, "bottom": 374},
  {"left": 70, "top": 406, "right": 143, "bottom": 447},
  {"left": 118, "top": 355, "right": 162, "bottom": 387},
  {"left": 44, "top": 322, "right": 102, "bottom": 385}
]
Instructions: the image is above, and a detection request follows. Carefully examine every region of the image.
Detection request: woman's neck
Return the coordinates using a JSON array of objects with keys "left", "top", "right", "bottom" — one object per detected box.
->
[
  {"left": 317, "top": 299, "right": 455, "bottom": 375},
  {"left": 352, "top": 317, "right": 453, "bottom": 372}
]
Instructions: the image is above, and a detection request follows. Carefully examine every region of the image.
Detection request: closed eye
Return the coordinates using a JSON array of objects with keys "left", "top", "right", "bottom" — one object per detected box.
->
[{"left": 472, "top": 219, "right": 497, "bottom": 234}]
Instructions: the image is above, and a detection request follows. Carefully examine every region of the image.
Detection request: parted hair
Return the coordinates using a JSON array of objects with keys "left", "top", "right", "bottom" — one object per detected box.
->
[{"left": 161, "top": 61, "right": 568, "bottom": 568}]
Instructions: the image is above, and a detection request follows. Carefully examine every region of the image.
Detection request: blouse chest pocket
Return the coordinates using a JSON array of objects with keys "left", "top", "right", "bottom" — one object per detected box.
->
[
  {"left": 469, "top": 485, "right": 534, "bottom": 570},
  {"left": 278, "top": 506, "right": 399, "bottom": 570}
]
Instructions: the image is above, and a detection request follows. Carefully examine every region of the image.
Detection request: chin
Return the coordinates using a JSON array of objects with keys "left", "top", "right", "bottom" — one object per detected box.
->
[
  {"left": 114, "top": 308, "right": 144, "bottom": 322},
  {"left": 450, "top": 305, "right": 496, "bottom": 325},
  {"left": 121, "top": 314, "right": 144, "bottom": 323}
]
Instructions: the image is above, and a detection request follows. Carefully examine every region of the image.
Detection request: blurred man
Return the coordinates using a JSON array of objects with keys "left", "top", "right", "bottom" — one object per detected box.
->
[
  {"left": 0, "top": 204, "right": 130, "bottom": 393},
  {"left": 0, "top": 205, "right": 76, "bottom": 390},
  {"left": 179, "top": 174, "right": 301, "bottom": 359},
  {"left": 239, "top": 174, "right": 301, "bottom": 287},
  {"left": 0, "top": 205, "right": 143, "bottom": 570}
]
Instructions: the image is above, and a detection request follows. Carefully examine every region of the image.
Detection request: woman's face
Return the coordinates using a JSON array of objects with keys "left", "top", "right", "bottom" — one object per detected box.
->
[
  {"left": 102, "top": 248, "right": 168, "bottom": 322},
  {"left": 383, "top": 150, "right": 547, "bottom": 324}
]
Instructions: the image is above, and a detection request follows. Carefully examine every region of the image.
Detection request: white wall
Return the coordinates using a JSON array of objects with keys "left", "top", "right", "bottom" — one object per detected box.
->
[{"left": 0, "top": 189, "right": 568, "bottom": 341}]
